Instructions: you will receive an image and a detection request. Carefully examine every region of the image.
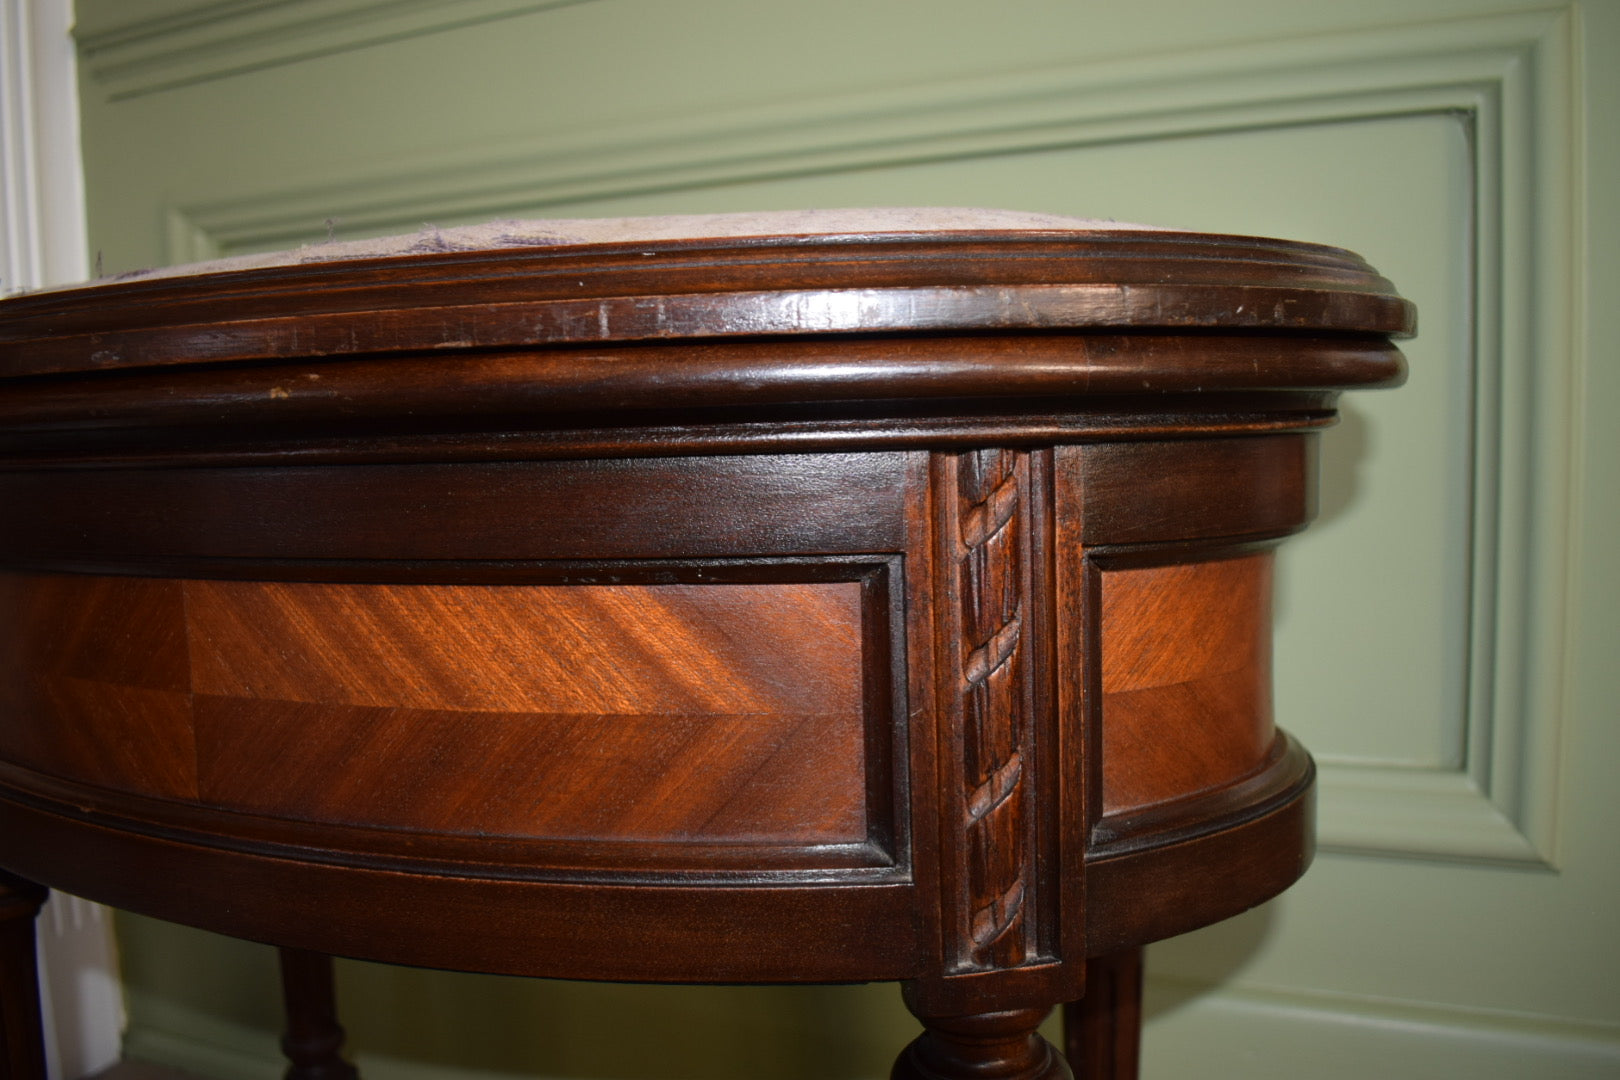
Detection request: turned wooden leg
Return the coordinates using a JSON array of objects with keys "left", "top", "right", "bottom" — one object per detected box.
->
[
  {"left": 893, "top": 1005, "right": 1072, "bottom": 1080},
  {"left": 0, "top": 872, "right": 48, "bottom": 1080},
  {"left": 1062, "top": 949, "right": 1144, "bottom": 1080},
  {"left": 279, "top": 948, "right": 359, "bottom": 1080}
]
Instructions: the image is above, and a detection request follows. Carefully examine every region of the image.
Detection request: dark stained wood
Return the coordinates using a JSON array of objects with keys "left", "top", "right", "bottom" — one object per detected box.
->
[
  {"left": 0, "top": 755, "right": 897, "bottom": 878},
  {"left": 895, "top": 1005, "right": 1072, "bottom": 1080},
  {"left": 0, "top": 281, "right": 1410, "bottom": 378},
  {"left": 0, "top": 388, "right": 1354, "bottom": 470},
  {"left": 278, "top": 949, "right": 358, "bottom": 1080},
  {"left": 937, "top": 448, "right": 1042, "bottom": 972},
  {"left": 1086, "top": 739, "right": 1316, "bottom": 953},
  {"left": 0, "top": 335, "right": 1398, "bottom": 434},
  {"left": 0, "top": 224, "right": 1410, "bottom": 1080},
  {"left": 0, "top": 871, "right": 47, "bottom": 1080},
  {"left": 0, "top": 342, "right": 1395, "bottom": 469},
  {"left": 1066, "top": 436, "right": 1316, "bottom": 546},
  {"left": 0, "top": 234, "right": 1404, "bottom": 472},
  {"left": 0, "top": 453, "right": 911, "bottom": 568},
  {"left": 0, "top": 232, "right": 1413, "bottom": 380},
  {"left": 0, "top": 790, "right": 920, "bottom": 982},
  {"left": 1064, "top": 950, "right": 1143, "bottom": 1079}
]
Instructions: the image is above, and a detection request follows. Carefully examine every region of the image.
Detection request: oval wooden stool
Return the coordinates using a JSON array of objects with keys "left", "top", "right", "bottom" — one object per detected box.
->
[{"left": 0, "top": 210, "right": 1411, "bottom": 1079}]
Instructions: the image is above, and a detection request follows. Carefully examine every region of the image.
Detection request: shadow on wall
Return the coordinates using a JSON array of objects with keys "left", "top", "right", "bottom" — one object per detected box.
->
[
  {"left": 122, "top": 907, "right": 1288, "bottom": 1077},
  {"left": 1272, "top": 402, "right": 1373, "bottom": 630},
  {"left": 118, "top": 913, "right": 920, "bottom": 1079},
  {"left": 1141, "top": 902, "right": 1280, "bottom": 1027},
  {"left": 1131, "top": 406, "right": 1373, "bottom": 1029},
  {"left": 1316, "top": 404, "right": 1374, "bottom": 531},
  {"left": 336, "top": 964, "right": 919, "bottom": 1079}
]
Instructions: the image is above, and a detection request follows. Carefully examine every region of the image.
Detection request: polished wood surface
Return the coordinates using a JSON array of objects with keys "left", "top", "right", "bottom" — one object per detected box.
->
[
  {"left": 0, "top": 872, "right": 47, "bottom": 1080},
  {"left": 1100, "top": 556, "right": 1274, "bottom": 815},
  {"left": 0, "top": 574, "right": 871, "bottom": 842},
  {"left": 0, "top": 232, "right": 1410, "bottom": 382},
  {"left": 895, "top": 1004, "right": 1071, "bottom": 1080},
  {"left": 278, "top": 949, "right": 357, "bottom": 1080},
  {"left": 0, "top": 225, "right": 1411, "bottom": 1078},
  {"left": 1064, "top": 950, "right": 1144, "bottom": 1079}
]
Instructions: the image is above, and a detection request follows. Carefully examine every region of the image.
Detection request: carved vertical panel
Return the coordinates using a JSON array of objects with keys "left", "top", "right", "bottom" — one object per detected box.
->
[{"left": 937, "top": 447, "right": 1045, "bottom": 972}]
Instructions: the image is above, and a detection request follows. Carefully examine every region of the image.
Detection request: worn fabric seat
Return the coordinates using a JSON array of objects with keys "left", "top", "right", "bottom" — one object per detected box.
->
[{"left": 102, "top": 207, "right": 1165, "bottom": 283}]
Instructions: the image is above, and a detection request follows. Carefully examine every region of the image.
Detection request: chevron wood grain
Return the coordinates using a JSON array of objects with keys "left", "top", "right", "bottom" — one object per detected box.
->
[
  {"left": 0, "top": 574, "right": 195, "bottom": 799},
  {"left": 0, "top": 575, "right": 871, "bottom": 844},
  {"left": 1099, "top": 556, "right": 1275, "bottom": 815}
]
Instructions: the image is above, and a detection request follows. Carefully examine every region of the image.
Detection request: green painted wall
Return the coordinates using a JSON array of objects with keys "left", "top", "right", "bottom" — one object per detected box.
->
[{"left": 70, "top": 1, "right": 1620, "bottom": 1076}]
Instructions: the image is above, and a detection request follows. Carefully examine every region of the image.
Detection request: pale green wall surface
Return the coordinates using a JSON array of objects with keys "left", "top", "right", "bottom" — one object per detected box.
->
[{"left": 69, "top": 1, "right": 1620, "bottom": 1077}]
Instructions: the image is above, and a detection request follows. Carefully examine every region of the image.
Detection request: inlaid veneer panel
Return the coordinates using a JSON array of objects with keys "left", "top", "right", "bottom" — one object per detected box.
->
[
  {"left": 1099, "top": 555, "right": 1274, "bottom": 814},
  {"left": 0, "top": 573, "right": 188, "bottom": 691},
  {"left": 186, "top": 580, "right": 868, "bottom": 841},
  {"left": 192, "top": 700, "right": 864, "bottom": 841},
  {"left": 0, "top": 573, "right": 196, "bottom": 798},
  {"left": 186, "top": 580, "right": 861, "bottom": 714}
]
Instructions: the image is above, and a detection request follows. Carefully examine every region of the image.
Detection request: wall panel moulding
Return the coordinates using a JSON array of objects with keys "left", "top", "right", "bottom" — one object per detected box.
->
[{"left": 75, "top": 0, "right": 594, "bottom": 100}]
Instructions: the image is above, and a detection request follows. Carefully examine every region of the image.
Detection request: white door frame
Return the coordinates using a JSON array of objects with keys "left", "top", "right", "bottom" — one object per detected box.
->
[{"left": 1, "top": 0, "right": 124, "bottom": 1075}]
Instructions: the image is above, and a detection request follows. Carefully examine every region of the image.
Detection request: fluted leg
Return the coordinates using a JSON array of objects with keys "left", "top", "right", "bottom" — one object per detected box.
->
[
  {"left": 0, "top": 872, "right": 48, "bottom": 1080},
  {"left": 279, "top": 948, "right": 359, "bottom": 1080},
  {"left": 1062, "top": 949, "right": 1143, "bottom": 1079},
  {"left": 894, "top": 1004, "right": 1072, "bottom": 1080}
]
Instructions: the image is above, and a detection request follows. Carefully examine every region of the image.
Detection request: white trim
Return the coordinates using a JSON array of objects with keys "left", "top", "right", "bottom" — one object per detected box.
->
[
  {"left": 1, "top": 0, "right": 87, "bottom": 290},
  {"left": 36, "top": 896, "right": 124, "bottom": 1080},
  {"left": 1143, "top": 975, "right": 1620, "bottom": 1077},
  {"left": 1313, "top": 8, "right": 1575, "bottom": 866},
  {"left": 1, "top": 0, "right": 122, "bottom": 1074}
]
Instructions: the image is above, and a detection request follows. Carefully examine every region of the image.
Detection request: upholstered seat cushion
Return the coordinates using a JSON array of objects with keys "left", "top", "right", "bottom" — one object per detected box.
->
[{"left": 107, "top": 207, "right": 1165, "bottom": 284}]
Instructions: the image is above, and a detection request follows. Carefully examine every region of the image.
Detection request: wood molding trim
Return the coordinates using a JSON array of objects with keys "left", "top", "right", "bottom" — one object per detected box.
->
[
  {"left": 1140, "top": 976, "right": 1620, "bottom": 1075},
  {"left": 74, "top": 0, "right": 596, "bottom": 101},
  {"left": 157, "top": 12, "right": 1561, "bottom": 257},
  {"left": 1307, "top": 8, "right": 1576, "bottom": 867}
]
